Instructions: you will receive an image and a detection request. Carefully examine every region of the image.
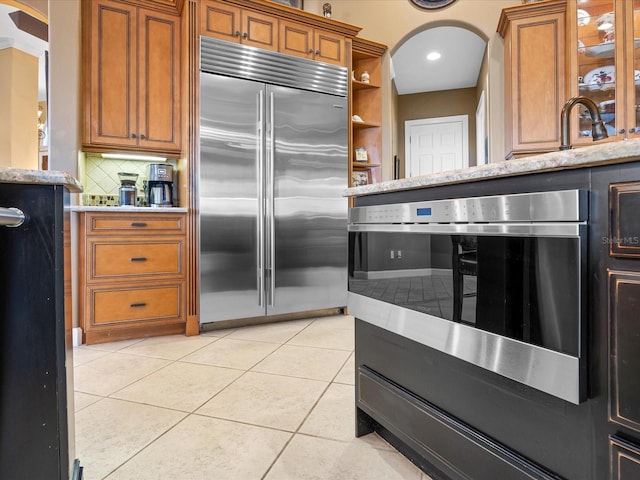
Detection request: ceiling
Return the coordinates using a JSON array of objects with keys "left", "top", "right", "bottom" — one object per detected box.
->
[
  {"left": 0, "top": 3, "right": 48, "bottom": 100},
  {"left": 392, "top": 25, "right": 487, "bottom": 95}
]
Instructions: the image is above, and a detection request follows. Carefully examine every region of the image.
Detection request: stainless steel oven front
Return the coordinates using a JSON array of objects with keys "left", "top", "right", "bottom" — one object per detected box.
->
[{"left": 348, "top": 189, "right": 588, "bottom": 404}]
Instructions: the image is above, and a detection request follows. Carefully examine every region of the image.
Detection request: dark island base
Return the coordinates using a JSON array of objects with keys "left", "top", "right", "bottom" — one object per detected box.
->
[{"left": 355, "top": 320, "right": 572, "bottom": 480}]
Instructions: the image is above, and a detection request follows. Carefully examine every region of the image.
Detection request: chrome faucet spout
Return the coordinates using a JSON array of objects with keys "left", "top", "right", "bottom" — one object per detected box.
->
[{"left": 559, "top": 96, "right": 608, "bottom": 150}]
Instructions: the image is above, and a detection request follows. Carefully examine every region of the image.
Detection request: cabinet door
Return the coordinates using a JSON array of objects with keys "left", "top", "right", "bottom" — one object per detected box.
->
[
  {"left": 622, "top": 0, "right": 640, "bottom": 139},
  {"left": 138, "top": 9, "right": 181, "bottom": 152},
  {"left": 279, "top": 19, "right": 314, "bottom": 60},
  {"left": 241, "top": 9, "right": 278, "bottom": 51},
  {"left": 570, "top": 0, "right": 621, "bottom": 146},
  {"left": 609, "top": 270, "right": 640, "bottom": 433},
  {"left": 610, "top": 436, "right": 640, "bottom": 480},
  {"left": 501, "top": 3, "right": 566, "bottom": 157},
  {"left": 88, "top": 0, "right": 138, "bottom": 148},
  {"left": 313, "top": 28, "right": 345, "bottom": 66},
  {"left": 200, "top": 0, "right": 241, "bottom": 42}
]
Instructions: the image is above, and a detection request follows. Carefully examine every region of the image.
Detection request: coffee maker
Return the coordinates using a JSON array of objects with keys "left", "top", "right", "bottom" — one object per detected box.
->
[{"left": 147, "top": 163, "right": 174, "bottom": 207}]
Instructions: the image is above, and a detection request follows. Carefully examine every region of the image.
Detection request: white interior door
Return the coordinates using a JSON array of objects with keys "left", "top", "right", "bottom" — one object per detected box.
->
[{"left": 405, "top": 115, "right": 468, "bottom": 177}]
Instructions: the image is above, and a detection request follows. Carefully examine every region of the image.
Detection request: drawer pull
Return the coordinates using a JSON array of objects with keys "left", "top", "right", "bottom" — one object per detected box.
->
[
  {"left": 130, "top": 257, "right": 147, "bottom": 262},
  {"left": 130, "top": 222, "right": 147, "bottom": 227},
  {"left": 130, "top": 302, "right": 147, "bottom": 308}
]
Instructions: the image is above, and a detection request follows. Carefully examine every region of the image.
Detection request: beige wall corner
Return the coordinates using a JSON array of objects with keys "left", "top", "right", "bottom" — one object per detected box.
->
[{"left": 0, "top": 47, "right": 39, "bottom": 168}]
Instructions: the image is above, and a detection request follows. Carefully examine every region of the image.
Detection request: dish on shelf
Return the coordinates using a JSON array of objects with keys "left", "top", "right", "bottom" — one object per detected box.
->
[
  {"left": 352, "top": 114, "right": 364, "bottom": 123},
  {"left": 578, "top": 39, "right": 586, "bottom": 54},
  {"left": 584, "top": 66, "right": 615, "bottom": 91},
  {"left": 577, "top": 9, "right": 590, "bottom": 27},
  {"left": 585, "top": 39, "right": 640, "bottom": 58}
]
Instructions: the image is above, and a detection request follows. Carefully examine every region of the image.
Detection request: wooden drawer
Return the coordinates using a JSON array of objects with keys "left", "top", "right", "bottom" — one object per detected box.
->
[
  {"left": 85, "top": 212, "right": 186, "bottom": 235},
  {"left": 88, "top": 238, "right": 184, "bottom": 281},
  {"left": 89, "top": 284, "right": 183, "bottom": 325}
]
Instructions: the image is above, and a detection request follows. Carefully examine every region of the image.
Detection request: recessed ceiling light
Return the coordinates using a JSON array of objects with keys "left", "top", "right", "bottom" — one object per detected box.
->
[{"left": 426, "top": 51, "right": 441, "bottom": 61}]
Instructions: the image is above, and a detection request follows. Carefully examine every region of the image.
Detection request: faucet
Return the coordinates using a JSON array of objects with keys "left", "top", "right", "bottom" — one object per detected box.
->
[{"left": 559, "top": 96, "right": 609, "bottom": 150}]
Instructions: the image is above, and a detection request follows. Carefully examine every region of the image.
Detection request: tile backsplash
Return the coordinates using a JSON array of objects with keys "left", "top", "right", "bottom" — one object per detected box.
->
[{"left": 82, "top": 154, "right": 176, "bottom": 206}]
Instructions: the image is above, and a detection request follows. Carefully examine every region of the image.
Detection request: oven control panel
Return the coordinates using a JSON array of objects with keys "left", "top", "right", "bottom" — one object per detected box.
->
[{"left": 349, "top": 189, "right": 586, "bottom": 224}]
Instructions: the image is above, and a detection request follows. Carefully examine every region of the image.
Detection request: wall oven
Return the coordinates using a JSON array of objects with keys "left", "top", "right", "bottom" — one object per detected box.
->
[{"left": 348, "top": 189, "right": 588, "bottom": 404}]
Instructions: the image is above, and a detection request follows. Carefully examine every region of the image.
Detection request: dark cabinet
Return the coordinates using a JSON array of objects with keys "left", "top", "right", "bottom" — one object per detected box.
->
[
  {"left": 611, "top": 436, "right": 640, "bottom": 480},
  {"left": 610, "top": 182, "right": 640, "bottom": 257},
  {"left": 609, "top": 270, "right": 640, "bottom": 433},
  {"left": 0, "top": 183, "right": 79, "bottom": 479}
]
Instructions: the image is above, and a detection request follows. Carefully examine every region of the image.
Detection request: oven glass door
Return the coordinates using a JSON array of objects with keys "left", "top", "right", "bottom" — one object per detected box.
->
[{"left": 349, "top": 231, "right": 583, "bottom": 358}]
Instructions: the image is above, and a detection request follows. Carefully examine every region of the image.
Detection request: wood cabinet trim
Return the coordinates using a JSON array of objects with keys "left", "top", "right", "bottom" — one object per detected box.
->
[
  {"left": 120, "top": 0, "right": 185, "bottom": 15},
  {"left": 609, "top": 182, "right": 640, "bottom": 257},
  {"left": 610, "top": 435, "right": 640, "bottom": 480},
  {"left": 497, "top": 0, "right": 566, "bottom": 38},
  {"left": 608, "top": 270, "right": 640, "bottom": 434}
]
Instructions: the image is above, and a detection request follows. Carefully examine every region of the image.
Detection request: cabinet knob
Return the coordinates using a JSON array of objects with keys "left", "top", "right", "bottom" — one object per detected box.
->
[
  {"left": 235, "top": 31, "right": 241, "bottom": 37},
  {"left": 140, "top": 134, "right": 146, "bottom": 140},
  {"left": 130, "top": 133, "right": 137, "bottom": 139},
  {"left": 315, "top": 50, "right": 321, "bottom": 55},
  {"left": 630, "top": 127, "right": 637, "bottom": 134},
  {"left": 243, "top": 32, "right": 248, "bottom": 39},
  {"left": 619, "top": 129, "right": 626, "bottom": 135}
]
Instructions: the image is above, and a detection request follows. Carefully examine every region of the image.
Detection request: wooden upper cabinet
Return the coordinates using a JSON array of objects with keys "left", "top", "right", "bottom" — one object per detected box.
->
[
  {"left": 138, "top": 9, "right": 181, "bottom": 151},
  {"left": 201, "top": 0, "right": 278, "bottom": 51},
  {"left": 279, "top": 19, "right": 313, "bottom": 60},
  {"left": 498, "top": 0, "right": 567, "bottom": 159},
  {"left": 280, "top": 20, "right": 345, "bottom": 66},
  {"left": 87, "top": 1, "right": 137, "bottom": 149},
  {"left": 202, "top": 0, "right": 350, "bottom": 66},
  {"left": 83, "top": 0, "right": 181, "bottom": 154}
]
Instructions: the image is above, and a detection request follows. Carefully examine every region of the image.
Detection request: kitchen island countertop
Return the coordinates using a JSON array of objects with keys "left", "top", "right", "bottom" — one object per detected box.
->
[
  {"left": 0, "top": 166, "right": 83, "bottom": 193},
  {"left": 345, "top": 139, "right": 640, "bottom": 197}
]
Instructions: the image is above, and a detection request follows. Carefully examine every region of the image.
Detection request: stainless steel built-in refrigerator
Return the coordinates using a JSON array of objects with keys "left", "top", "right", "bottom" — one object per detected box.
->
[{"left": 198, "top": 37, "right": 348, "bottom": 325}]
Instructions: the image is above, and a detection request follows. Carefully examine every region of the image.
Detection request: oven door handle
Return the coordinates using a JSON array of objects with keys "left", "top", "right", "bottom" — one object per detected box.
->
[{"left": 348, "top": 222, "right": 584, "bottom": 238}]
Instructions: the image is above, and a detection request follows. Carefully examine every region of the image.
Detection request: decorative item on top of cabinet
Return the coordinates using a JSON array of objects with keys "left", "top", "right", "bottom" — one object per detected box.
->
[
  {"left": 567, "top": 0, "right": 640, "bottom": 147},
  {"left": 350, "top": 37, "right": 386, "bottom": 187},
  {"left": 497, "top": 0, "right": 567, "bottom": 159},
  {"left": 82, "top": 0, "right": 182, "bottom": 155},
  {"left": 79, "top": 212, "right": 187, "bottom": 344}
]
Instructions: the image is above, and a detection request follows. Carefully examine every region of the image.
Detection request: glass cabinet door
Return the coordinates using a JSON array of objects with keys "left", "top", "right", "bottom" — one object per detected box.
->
[
  {"left": 574, "top": 0, "right": 618, "bottom": 143},
  {"left": 629, "top": 0, "right": 640, "bottom": 137}
]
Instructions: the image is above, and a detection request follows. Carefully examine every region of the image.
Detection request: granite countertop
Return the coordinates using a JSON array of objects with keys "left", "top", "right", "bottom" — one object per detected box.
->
[
  {"left": 71, "top": 206, "right": 188, "bottom": 213},
  {"left": 345, "top": 139, "right": 640, "bottom": 197},
  {"left": 0, "top": 166, "right": 83, "bottom": 193}
]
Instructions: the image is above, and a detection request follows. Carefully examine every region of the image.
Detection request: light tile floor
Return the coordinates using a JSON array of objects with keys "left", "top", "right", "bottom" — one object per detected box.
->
[{"left": 74, "top": 315, "right": 433, "bottom": 480}]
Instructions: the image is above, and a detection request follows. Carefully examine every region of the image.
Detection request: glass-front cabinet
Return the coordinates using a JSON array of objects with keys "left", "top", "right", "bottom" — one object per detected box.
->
[{"left": 569, "top": 0, "right": 640, "bottom": 146}]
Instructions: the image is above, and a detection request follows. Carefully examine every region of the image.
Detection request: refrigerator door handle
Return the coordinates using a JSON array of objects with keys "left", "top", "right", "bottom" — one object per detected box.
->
[
  {"left": 257, "top": 90, "right": 265, "bottom": 308},
  {"left": 268, "top": 91, "right": 276, "bottom": 307}
]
